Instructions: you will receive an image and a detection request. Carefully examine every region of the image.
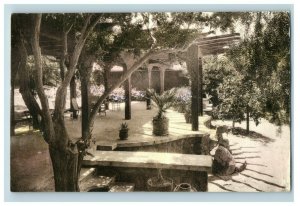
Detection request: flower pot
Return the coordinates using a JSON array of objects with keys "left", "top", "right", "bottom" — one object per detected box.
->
[
  {"left": 147, "top": 176, "right": 174, "bottom": 192},
  {"left": 119, "top": 129, "right": 129, "bottom": 140},
  {"left": 174, "top": 183, "right": 197, "bottom": 192},
  {"left": 152, "top": 117, "right": 169, "bottom": 136}
]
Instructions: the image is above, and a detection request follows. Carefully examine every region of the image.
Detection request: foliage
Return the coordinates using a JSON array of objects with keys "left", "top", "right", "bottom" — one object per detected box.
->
[
  {"left": 26, "top": 55, "right": 60, "bottom": 87},
  {"left": 203, "top": 55, "right": 235, "bottom": 106},
  {"left": 215, "top": 12, "right": 290, "bottom": 129},
  {"left": 172, "top": 87, "right": 191, "bottom": 113},
  {"left": 120, "top": 122, "right": 128, "bottom": 130},
  {"left": 147, "top": 89, "right": 177, "bottom": 119},
  {"left": 131, "top": 88, "right": 146, "bottom": 101}
]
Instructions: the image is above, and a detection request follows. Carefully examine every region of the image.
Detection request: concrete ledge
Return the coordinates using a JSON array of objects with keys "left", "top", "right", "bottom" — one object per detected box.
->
[
  {"left": 115, "top": 133, "right": 208, "bottom": 148},
  {"left": 83, "top": 151, "right": 212, "bottom": 172}
]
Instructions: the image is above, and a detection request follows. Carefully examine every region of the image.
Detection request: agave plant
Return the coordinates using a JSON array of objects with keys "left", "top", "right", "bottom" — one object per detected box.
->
[{"left": 147, "top": 89, "right": 177, "bottom": 119}]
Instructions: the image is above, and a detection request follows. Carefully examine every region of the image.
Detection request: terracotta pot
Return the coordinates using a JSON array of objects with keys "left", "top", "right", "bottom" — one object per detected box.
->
[
  {"left": 119, "top": 129, "right": 129, "bottom": 140},
  {"left": 174, "top": 183, "right": 197, "bottom": 192},
  {"left": 152, "top": 117, "right": 169, "bottom": 136}
]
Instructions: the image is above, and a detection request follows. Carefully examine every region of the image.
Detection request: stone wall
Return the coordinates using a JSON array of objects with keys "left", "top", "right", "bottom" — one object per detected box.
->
[
  {"left": 115, "top": 134, "right": 211, "bottom": 155},
  {"left": 95, "top": 166, "right": 208, "bottom": 191}
]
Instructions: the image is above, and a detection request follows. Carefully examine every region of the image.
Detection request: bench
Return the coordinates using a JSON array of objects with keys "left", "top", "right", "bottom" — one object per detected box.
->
[
  {"left": 83, "top": 151, "right": 212, "bottom": 191},
  {"left": 13, "top": 110, "right": 32, "bottom": 129}
]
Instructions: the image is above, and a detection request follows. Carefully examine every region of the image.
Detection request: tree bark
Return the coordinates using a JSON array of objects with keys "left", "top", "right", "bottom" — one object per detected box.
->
[
  {"left": 246, "top": 105, "right": 250, "bottom": 134},
  {"left": 11, "top": 43, "right": 20, "bottom": 135},
  {"left": 70, "top": 75, "right": 77, "bottom": 118},
  {"left": 49, "top": 143, "right": 79, "bottom": 191},
  {"left": 79, "top": 63, "right": 92, "bottom": 140},
  {"left": 18, "top": 34, "right": 42, "bottom": 129},
  {"left": 103, "top": 66, "right": 110, "bottom": 110},
  {"left": 31, "top": 14, "right": 101, "bottom": 191}
]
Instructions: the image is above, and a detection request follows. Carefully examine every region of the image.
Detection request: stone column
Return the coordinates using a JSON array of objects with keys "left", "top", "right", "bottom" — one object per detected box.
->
[{"left": 159, "top": 67, "right": 166, "bottom": 95}]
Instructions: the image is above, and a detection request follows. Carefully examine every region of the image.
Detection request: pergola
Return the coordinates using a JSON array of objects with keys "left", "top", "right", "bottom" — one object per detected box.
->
[{"left": 122, "top": 33, "right": 240, "bottom": 130}]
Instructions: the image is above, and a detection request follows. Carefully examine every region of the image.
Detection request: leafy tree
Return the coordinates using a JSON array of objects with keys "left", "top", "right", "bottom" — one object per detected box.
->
[
  {"left": 202, "top": 55, "right": 234, "bottom": 106},
  {"left": 215, "top": 12, "right": 290, "bottom": 133}
]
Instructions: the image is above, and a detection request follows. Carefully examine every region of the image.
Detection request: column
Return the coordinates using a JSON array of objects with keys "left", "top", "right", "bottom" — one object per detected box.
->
[
  {"left": 159, "top": 67, "right": 166, "bottom": 95},
  {"left": 146, "top": 65, "right": 152, "bottom": 110},
  {"left": 124, "top": 64, "right": 131, "bottom": 120},
  {"left": 199, "top": 57, "right": 203, "bottom": 116},
  {"left": 187, "top": 44, "right": 199, "bottom": 131}
]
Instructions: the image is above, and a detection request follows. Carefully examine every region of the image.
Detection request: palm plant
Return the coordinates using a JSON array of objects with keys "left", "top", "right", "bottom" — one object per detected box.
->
[
  {"left": 147, "top": 89, "right": 177, "bottom": 119},
  {"left": 147, "top": 89, "right": 177, "bottom": 136}
]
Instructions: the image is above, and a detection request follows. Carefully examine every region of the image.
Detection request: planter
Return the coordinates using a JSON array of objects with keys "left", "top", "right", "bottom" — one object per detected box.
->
[
  {"left": 174, "top": 183, "right": 197, "bottom": 192},
  {"left": 147, "top": 176, "right": 174, "bottom": 192},
  {"left": 152, "top": 117, "right": 169, "bottom": 136},
  {"left": 119, "top": 129, "right": 129, "bottom": 140}
]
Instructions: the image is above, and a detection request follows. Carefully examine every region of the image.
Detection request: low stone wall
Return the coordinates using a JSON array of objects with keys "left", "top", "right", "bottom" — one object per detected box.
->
[
  {"left": 95, "top": 166, "right": 208, "bottom": 192},
  {"left": 115, "top": 134, "right": 211, "bottom": 155}
]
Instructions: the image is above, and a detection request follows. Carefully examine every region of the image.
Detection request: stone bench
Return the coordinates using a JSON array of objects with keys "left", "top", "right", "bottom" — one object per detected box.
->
[{"left": 83, "top": 151, "right": 212, "bottom": 191}]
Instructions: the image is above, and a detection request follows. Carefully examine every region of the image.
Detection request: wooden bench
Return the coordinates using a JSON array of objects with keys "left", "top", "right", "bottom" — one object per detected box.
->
[{"left": 83, "top": 151, "right": 212, "bottom": 191}]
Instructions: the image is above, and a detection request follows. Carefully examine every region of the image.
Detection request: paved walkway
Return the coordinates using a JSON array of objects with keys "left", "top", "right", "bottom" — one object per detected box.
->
[{"left": 66, "top": 101, "right": 215, "bottom": 149}]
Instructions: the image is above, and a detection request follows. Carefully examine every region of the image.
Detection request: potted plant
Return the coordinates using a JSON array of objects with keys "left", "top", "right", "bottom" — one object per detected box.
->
[
  {"left": 119, "top": 122, "right": 129, "bottom": 140},
  {"left": 147, "top": 89, "right": 177, "bottom": 136},
  {"left": 147, "top": 169, "right": 174, "bottom": 192}
]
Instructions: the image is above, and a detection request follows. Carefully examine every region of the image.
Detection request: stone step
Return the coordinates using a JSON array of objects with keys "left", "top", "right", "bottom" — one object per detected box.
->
[
  {"left": 79, "top": 167, "right": 96, "bottom": 183},
  {"left": 209, "top": 177, "right": 257, "bottom": 192},
  {"left": 109, "top": 182, "right": 135, "bottom": 192},
  {"left": 231, "top": 173, "right": 285, "bottom": 192},
  {"left": 80, "top": 174, "right": 116, "bottom": 192},
  {"left": 208, "top": 182, "right": 231, "bottom": 192}
]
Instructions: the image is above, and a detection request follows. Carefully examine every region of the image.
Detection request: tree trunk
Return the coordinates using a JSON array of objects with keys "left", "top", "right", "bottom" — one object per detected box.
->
[
  {"left": 49, "top": 143, "right": 79, "bottom": 191},
  {"left": 18, "top": 34, "right": 42, "bottom": 129},
  {"left": 30, "top": 14, "right": 103, "bottom": 192},
  {"left": 70, "top": 75, "right": 77, "bottom": 118},
  {"left": 11, "top": 78, "right": 16, "bottom": 135},
  {"left": 246, "top": 106, "right": 250, "bottom": 134},
  {"left": 104, "top": 67, "right": 110, "bottom": 110},
  {"left": 79, "top": 64, "right": 92, "bottom": 140},
  {"left": 11, "top": 43, "right": 20, "bottom": 135}
]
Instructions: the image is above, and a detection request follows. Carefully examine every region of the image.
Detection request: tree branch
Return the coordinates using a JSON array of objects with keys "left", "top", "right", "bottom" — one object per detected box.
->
[
  {"left": 54, "top": 14, "right": 102, "bottom": 116},
  {"left": 31, "top": 14, "right": 55, "bottom": 144}
]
